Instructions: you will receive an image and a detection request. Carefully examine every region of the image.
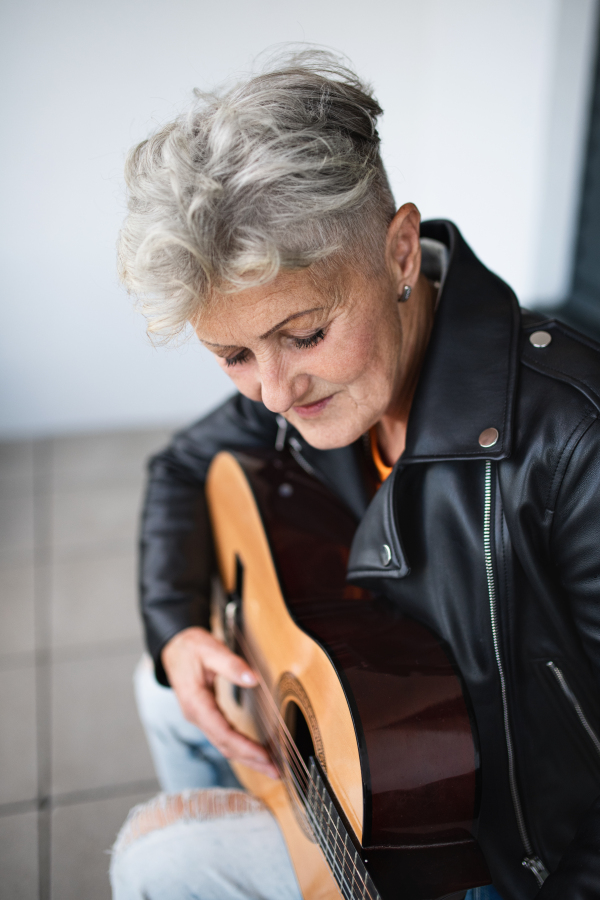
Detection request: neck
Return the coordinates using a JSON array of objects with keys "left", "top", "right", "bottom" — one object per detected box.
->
[{"left": 376, "top": 272, "right": 437, "bottom": 465}]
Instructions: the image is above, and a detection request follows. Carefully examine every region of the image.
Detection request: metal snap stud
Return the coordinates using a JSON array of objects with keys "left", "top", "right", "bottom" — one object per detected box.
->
[
  {"left": 380, "top": 544, "right": 392, "bottom": 566},
  {"left": 529, "top": 330, "right": 552, "bottom": 348},
  {"left": 278, "top": 483, "right": 293, "bottom": 497},
  {"left": 479, "top": 427, "right": 499, "bottom": 448}
]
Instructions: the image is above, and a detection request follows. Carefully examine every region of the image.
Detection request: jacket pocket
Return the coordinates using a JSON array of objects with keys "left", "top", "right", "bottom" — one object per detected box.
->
[{"left": 546, "top": 660, "right": 600, "bottom": 760}]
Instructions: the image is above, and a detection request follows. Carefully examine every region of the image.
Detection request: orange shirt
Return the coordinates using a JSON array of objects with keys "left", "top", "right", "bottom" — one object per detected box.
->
[{"left": 369, "top": 427, "right": 393, "bottom": 483}]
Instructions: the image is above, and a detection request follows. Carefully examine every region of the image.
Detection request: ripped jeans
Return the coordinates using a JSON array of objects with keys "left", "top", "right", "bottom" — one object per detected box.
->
[{"left": 110, "top": 657, "right": 503, "bottom": 900}]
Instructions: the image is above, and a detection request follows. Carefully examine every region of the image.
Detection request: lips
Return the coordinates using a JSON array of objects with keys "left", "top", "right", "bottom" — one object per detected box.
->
[{"left": 293, "top": 394, "right": 334, "bottom": 418}]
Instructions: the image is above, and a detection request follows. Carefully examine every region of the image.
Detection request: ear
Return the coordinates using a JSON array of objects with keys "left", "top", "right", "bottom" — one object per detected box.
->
[{"left": 385, "top": 203, "right": 422, "bottom": 295}]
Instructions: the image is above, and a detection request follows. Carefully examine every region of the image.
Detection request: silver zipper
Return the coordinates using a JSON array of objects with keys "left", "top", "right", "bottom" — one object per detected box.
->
[
  {"left": 484, "top": 461, "right": 549, "bottom": 886},
  {"left": 547, "top": 661, "right": 600, "bottom": 757},
  {"left": 275, "top": 415, "right": 288, "bottom": 451},
  {"left": 288, "top": 436, "right": 318, "bottom": 476}
]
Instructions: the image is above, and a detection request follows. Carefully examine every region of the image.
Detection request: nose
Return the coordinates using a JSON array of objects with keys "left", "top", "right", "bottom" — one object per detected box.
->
[{"left": 258, "top": 360, "right": 307, "bottom": 414}]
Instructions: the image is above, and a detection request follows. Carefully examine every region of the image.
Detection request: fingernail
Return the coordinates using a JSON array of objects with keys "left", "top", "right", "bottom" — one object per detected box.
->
[{"left": 241, "top": 672, "right": 256, "bottom": 685}]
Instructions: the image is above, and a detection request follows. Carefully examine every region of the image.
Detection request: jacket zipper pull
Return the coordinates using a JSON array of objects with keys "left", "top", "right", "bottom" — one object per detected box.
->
[
  {"left": 522, "top": 855, "right": 549, "bottom": 885},
  {"left": 275, "top": 415, "right": 287, "bottom": 451}
]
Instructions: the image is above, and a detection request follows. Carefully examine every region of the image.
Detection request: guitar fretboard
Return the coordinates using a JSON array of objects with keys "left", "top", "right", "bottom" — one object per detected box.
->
[{"left": 306, "top": 760, "right": 382, "bottom": 900}]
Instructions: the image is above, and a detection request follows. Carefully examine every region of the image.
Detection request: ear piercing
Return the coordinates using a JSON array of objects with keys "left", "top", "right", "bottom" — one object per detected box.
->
[{"left": 399, "top": 285, "right": 412, "bottom": 302}]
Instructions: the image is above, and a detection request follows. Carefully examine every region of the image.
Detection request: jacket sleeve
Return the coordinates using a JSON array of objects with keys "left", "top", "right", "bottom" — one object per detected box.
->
[
  {"left": 140, "top": 392, "right": 279, "bottom": 685},
  {"left": 537, "top": 414, "right": 600, "bottom": 898}
]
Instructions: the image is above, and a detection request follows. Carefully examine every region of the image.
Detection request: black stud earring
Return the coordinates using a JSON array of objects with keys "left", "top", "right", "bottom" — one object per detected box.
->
[{"left": 399, "top": 285, "right": 412, "bottom": 302}]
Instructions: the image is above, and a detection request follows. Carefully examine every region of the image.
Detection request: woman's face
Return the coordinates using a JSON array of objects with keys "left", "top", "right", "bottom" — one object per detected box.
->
[
  {"left": 194, "top": 261, "right": 405, "bottom": 450},
  {"left": 193, "top": 204, "right": 424, "bottom": 450}
]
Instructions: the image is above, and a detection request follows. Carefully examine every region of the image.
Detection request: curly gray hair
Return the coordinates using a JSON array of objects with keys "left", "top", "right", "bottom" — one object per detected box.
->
[{"left": 118, "top": 49, "right": 396, "bottom": 338}]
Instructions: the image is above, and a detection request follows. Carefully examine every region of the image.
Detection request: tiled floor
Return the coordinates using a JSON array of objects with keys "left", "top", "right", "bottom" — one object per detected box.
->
[{"left": 0, "top": 428, "right": 176, "bottom": 900}]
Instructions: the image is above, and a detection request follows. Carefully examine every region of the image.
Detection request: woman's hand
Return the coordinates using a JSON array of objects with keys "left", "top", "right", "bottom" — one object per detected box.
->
[{"left": 161, "top": 626, "right": 279, "bottom": 778}]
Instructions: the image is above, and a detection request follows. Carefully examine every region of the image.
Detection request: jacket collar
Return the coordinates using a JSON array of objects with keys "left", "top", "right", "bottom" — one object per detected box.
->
[{"left": 402, "top": 220, "right": 521, "bottom": 462}]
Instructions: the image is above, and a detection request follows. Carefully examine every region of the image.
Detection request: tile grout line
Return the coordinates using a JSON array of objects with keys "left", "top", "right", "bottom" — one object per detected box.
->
[
  {"left": 0, "top": 778, "right": 160, "bottom": 819},
  {"left": 33, "top": 438, "right": 53, "bottom": 900}
]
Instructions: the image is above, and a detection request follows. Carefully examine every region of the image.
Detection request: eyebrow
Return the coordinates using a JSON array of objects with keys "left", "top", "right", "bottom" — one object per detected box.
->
[{"left": 200, "top": 308, "right": 324, "bottom": 348}]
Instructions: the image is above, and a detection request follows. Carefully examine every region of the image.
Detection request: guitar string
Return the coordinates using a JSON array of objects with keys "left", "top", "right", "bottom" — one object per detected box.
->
[
  {"left": 241, "top": 672, "right": 309, "bottom": 789},
  {"left": 280, "top": 753, "right": 372, "bottom": 900},
  {"left": 231, "top": 624, "right": 379, "bottom": 900},
  {"left": 230, "top": 631, "right": 377, "bottom": 900},
  {"left": 232, "top": 626, "right": 310, "bottom": 781},
  {"left": 233, "top": 625, "right": 371, "bottom": 867},
  {"left": 248, "top": 685, "right": 379, "bottom": 900},
  {"left": 232, "top": 626, "right": 379, "bottom": 900},
  {"left": 285, "top": 752, "right": 379, "bottom": 900},
  {"left": 251, "top": 689, "right": 377, "bottom": 900},
  {"left": 253, "top": 702, "right": 373, "bottom": 900}
]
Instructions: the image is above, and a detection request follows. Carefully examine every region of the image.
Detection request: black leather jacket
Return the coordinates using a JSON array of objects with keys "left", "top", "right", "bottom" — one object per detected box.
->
[{"left": 140, "top": 221, "right": 600, "bottom": 900}]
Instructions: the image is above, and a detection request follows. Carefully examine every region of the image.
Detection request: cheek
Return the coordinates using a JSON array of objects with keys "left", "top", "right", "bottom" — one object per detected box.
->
[
  {"left": 315, "top": 321, "right": 382, "bottom": 386},
  {"left": 216, "top": 358, "right": 261, "bottom": 399}
]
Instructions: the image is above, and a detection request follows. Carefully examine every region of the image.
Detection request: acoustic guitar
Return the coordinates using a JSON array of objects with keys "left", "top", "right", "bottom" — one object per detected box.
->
[{"left": 205, "top": 449, "right": 490, "bottom": 900}]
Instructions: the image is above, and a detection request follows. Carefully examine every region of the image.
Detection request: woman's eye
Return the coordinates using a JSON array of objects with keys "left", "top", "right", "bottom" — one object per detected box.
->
[
  {"left": 223, "top": 329, "right": 325, "bottom": 366},
  {"left": 293, "top": 329, "right": 326, "bottom": 350},
  {"left": 224, "top": 349, "right": 250, "bottom": 367}
]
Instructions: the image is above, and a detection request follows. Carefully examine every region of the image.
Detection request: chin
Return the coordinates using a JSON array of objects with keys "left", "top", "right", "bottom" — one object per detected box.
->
[{"left": 289, "top": 415, "right": 365, "bottom": 451}]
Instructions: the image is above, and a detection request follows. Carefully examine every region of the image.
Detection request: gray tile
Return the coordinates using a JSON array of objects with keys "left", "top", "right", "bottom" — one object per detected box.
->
[
  {"left": 0, "top": 810, "right": 38, "bottom": 900},
  {"left": 51, "top": 483, "right": 142, "bottom": 556},
  {"left": 52, "top": 428, "right": 174, "bottom": 489},
  {"left": 0, "top": 481, "right": 34, "bottom": 564},
  {"left": 0, "top": 667, "right": 37, "bottom": 805},
  {"left": 51, "top": 790, "right": 155, "bottom": 900},
  {"left": 51, "top": 652, "right": 155, "bottom": 794},
  {"left": 0, "top": 561, "right": 35, "bottom": 658},
  {"left": 51, "top": 549, "right": 142, "bottom": 649},
  {"left": 0, "top": 439, "right": 34, "bottom": 487}
]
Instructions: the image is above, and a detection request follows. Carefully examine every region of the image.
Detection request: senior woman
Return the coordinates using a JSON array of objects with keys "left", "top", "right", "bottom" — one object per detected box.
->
[{"left": 111, "top": 52, "right": 600, "bottom": 900}]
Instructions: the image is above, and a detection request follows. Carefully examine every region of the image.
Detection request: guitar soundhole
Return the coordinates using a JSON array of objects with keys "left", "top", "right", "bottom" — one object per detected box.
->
[
  {"left": 285, "top": 700, "right": 316, "bottom": 770},
  {"left": 276, "top": 675, "right": 326, "bottom": 840}
]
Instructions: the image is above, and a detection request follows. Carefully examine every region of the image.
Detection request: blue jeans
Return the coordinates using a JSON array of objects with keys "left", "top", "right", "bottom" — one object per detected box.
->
[{"left": 110, "top": 657, "right": 503, "bottom": 900}]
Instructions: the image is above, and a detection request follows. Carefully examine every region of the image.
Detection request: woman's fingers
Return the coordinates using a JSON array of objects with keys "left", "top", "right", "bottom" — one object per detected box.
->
[
  {"left": 161, "top": 627, "right": 278, "bottom": 778},
  {"left": 163, "top": 627, "right": 258, "bottom": 687},
  {"left": 183, "top": 685, "right": 279, "bottom": 777},
  {"left": 200, "top": 636, "right": 258, "bottom": 687}
]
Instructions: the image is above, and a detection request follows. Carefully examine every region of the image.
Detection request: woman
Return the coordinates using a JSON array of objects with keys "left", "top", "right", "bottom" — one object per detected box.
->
[{"left": 111, "top": 51, "right": 600, "bottom": 900}]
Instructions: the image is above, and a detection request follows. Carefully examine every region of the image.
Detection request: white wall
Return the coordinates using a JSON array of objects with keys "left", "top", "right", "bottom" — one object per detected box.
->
[{"left": 0, "top": 0, "right": 597, "bottom": 437}]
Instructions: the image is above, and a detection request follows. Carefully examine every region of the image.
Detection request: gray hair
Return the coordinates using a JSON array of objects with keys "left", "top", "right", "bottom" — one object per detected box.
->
[{"left": 118, "top": 49, "right": 396, "bottom": 338}]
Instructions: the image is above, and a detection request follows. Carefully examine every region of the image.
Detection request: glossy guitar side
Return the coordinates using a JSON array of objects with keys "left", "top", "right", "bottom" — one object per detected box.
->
[{"left": 205, "top": 450, "right": 490, "bottom": 900}]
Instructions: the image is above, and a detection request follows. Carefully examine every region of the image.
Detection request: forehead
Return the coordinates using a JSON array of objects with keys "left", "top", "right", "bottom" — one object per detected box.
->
[{"left": 194, "top": 265, "right": 347, "bottom": 345}]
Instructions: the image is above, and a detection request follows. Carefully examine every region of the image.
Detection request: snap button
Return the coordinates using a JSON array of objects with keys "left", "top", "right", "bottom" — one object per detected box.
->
[
  {"left": 530, "top": 330, "right": 552, "bottom": 348},
  {"left": 278, "top": 483, "right": 293, "bottom": 497},
  {"left": 479, "top": 427, "right": 499, "bottom": 448},
  {"left": 380, "top": 544, "right": 392, "bottom": 566}
]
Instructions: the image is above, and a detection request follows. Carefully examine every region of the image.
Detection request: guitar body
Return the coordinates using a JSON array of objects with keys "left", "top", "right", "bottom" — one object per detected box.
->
[{"left": 206, "top": 450, "right": 490, "bottom": 900}]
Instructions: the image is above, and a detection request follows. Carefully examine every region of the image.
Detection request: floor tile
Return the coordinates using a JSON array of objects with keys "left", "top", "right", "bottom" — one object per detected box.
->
[
  {"left": 0, "top": 480, "right": 34, "bottom": 564},
  {"left": 51, "top": 790, "right": 155, "bottom": 900},
  {"left": 51, "top": 482, "right": 142, "bottom": 556},
  {"left": 51, "top": 548, "right": 141, "bottom": 649},
  {"left": 0, "top": 561, "right": 35, "bottom": 658},
  {"left": 52, "top": 428, "right": 174, "bottom": 489},
  {"left": 0, "top": 439, "right": 33, "bottom": 487},
  {"left": 0, "top": 810, "right": 38, "bottom": 900},
  {"left": 0, "top": 667, "right": 37, "bottom": 805},
  {"left": 51, "top": 652, "right": 155, "bottom": 794}
]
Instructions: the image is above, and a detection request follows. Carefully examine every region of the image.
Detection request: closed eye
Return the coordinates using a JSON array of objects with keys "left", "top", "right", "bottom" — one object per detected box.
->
[
  {"left": 292, "top": 329, "right": 326, "bottom": 350},
  {"left": 224, "top": 329, "right": 326, "bottom": 367},
  {"left": 224, "top": 349, "right": 251, "bottom": 367}
]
